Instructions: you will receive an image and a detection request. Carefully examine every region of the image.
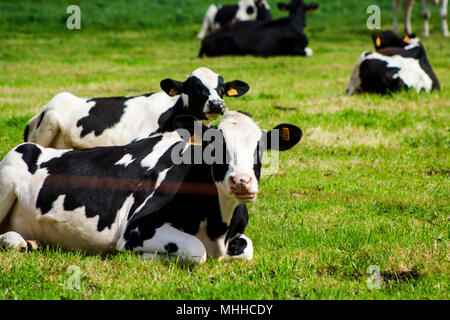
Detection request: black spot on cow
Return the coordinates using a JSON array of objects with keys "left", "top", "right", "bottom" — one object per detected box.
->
[
  {"left": 359, "top": 59, "right": 407, "bottom": 94},
  {"left": 77, "top": 93, "right": 155, "bottom": 138},
  {"left": 225, "top": 205, "right": 249, "bottom": 245},
  {"left": 154, "top": 98, "right": 185, "bottom": 134},
  {"left": 23, "top": 125, "right": 29, "bottom": 142},
  {"left": 164, "top": 242, "right": 179, "bottom": 253},
  {"left": 36, "top": 111, "right": 45, "bottom": 129},
  {"left": 215, "top": 5, "right": 239, "bottom": 25},
  {"left": 246, "top": 5, "right": 255, "bottom": 15},
  {"left": 227, "top": 237, "right": 247, "bottom": 256},
  {"left": 15, "top": 143, "right": 41, "bottom": 174}
]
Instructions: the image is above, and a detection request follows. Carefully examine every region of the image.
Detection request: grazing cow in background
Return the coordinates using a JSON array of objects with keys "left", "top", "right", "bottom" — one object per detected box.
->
[
  {"left": 347, "top": 34, "right": 440, "bottom": 95},
  {"left": 196, "top": 0, "right": 271, "bottom": 39},
  {"left": 393, "top": 0, "right": 449, "bottom": 37},
  {"left": 198, "top": 0, "right": 318, "bottom": 57},
  {"left": 24, "top": 67, "right": 249, "bottom": 149},
  {"left": 0, "top": 111, "right": 302, "bottom": 263}
]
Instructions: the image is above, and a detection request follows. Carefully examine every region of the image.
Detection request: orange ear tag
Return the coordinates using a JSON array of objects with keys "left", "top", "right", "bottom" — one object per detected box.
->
[
  {"left": 376, "top": 37, "right": 381, "bottom": 47},
  {"left": 227, "top": 88, "right": 238, "bottom": 96},
  {"left": 169, "top": 88, "right": 178, "bottom": 96},
  {"left": 189, "top": 135, "right": 202, "bottom": 146},
  {"left": 280, "top": 128, "right": 290, "bottom": 141},
  {"left": 403, "top": 35, "right": 410, "bottom": 42},
  {"left": 308, "top": 8, "right": 315, "bottom": 13}
]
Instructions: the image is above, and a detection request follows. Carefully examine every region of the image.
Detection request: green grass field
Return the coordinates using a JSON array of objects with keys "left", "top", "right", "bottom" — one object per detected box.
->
[{"left": 0, "top": 0, "right": 449, "bottom": 300}]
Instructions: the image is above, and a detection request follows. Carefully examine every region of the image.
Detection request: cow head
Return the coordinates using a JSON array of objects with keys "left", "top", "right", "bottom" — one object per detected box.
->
[
  {"left": 174, "top": 111, "right": 302, "bottom": 203},
  {"left": 255, "top": 0, "right": 272, "bottom": 21},
  {"left": 235, "top": 0, "right": 258, "bottom": 22},
  {"left": 160, "top": 67, "right": 249, "bottom": 121},
  {"left": 372, "top": 30, "right": 416, "bottom": 51},
  {"left": 278, "top": 0, "right": 319, "bottom": 27}
]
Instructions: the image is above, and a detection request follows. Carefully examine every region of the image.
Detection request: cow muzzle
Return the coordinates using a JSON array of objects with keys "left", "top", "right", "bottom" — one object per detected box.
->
[
  {"left": 229, "top": 174, "right": 257, "bottom": 202},
  {"left": 205, "top": 99, "right": 225, "bottom": 119}
]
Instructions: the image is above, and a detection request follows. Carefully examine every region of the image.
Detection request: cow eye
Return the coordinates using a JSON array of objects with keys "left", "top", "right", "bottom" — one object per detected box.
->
[{"left": 247, "top": 6, "right": 255, "bottom": 14}]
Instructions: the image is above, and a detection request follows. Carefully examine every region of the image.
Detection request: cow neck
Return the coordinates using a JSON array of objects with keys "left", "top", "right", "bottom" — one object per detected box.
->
[{"left": 289, "top": 5, "right": 305, "bottom": 32}]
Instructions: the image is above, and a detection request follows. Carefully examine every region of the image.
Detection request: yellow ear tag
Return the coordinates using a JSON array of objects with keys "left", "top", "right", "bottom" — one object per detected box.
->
[
  {"left": 308, "top": 8, "right": 315, "bottom": 13},
  {"left": 227, "top": 88, "right": 238, "bottom": 96},
  {"left": 280, "top": 127, "right": 290, "bottom": 141},
  {"left": 189, "top": 135, "right": 202, "bottom": 146},
  {"left": 376, "top": 37, "right": 381, "bottom": 47},
  {"left": 169, "top": 88, "right": 178, "bottom": 96},
  {"left": 403, "top": 35, "right": 410, "bottom": 42}
]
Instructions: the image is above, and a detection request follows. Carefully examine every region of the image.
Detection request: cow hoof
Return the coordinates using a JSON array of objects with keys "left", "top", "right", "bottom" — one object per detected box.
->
[
  {"left": 0, "top": 231, "right": 27, "bottom": 251},
  {"left": 305, "top": 47, "right": 313, "bottom": 57},
  {"left": 26, "top": 240, "right": 40, "bottom": 251}
]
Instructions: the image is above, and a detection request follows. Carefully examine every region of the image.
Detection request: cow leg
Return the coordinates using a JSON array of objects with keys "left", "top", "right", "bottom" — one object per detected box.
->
[
  {"left": 197, "top": 5, "right": 218, "bottom": 39},
  {"left": 393, "top": 0, "right": 400, "bottom": 33},
  {"left": 132, "top": 224, "right": 207, "bottom": 264},
  {"left": 225, "top": 234, "right": 253, "bottom": 260},
  {"left": 403, "top": 0, "right": 415, "bottom": 34},
  {"left": 440, "top": 0, "right": 449, "bottom": 36},
  {"left": 421, "top": 0, "right": 431, "bottom": 36},
  {"left": 0, "top": 232, "right": 27, "bottom": 250}
]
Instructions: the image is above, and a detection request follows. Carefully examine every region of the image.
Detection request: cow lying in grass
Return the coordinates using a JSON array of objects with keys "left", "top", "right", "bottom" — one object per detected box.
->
[
  {"left": 0, "top": 111, "right": 302, "bottom": 263},
  {"left": 346, "top": 31, "right": 440, "bottom": 95},
  {"left": 24, "top": 67, "right": 249, "bottom": 149},
  {"left": 197, "top": 0, "right": 271, "bottom": 39},
  {"left": 198, "top": 0, "right": 318, "bottom": 57}
]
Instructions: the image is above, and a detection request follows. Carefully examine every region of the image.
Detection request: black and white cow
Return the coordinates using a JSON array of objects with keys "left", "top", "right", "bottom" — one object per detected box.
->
[
  {"left": 346, "top": 34, "right": 440, "bottom": 95},
  {"left": 0, "top": 111, "right": 302, "bottom": 263},
  {"left": 198, "top": 0, "right": 318, "bottom": 57},
  {"left": 24, "top": 67, "right": 249, "bottom": 149},
  {"left": 196, "top": 0, "right": 271, "bottom": 39},
  {"left": 393, "top": 0, "right": 449, "bottom": 37}
]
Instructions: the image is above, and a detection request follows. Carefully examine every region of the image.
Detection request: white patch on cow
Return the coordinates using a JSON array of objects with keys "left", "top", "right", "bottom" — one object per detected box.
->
[
  {"left": 140, "top": 132, "right": 183, "bottom": 170},
  {"left": 194, "top": 220, "right": 227, "bottom": 258},
  {"left": 115, "top": 154, "right": 135, "bottom": 167},
  {"left": 225, "top": 234, "right": 253, "bottom": 260},
  {"left": 137, "top": 223, "right": 207, "bottom": 264},
  {"left": 404, "top": 38, "right": 421, "bottom": 50},
  {"left": 0, "top": 231, "right": 27, "bottom": 250},
  {"left": 235, "top": 0, "right": 257, "bottom": 21},
  {"left": 305, "top": 47, "right": 313, "bottom": 57},
  {"left": 217, "top": 111, "right": 262, "bottom": 194}
]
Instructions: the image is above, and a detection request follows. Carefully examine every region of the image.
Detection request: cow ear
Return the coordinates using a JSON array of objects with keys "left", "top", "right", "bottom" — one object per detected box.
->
[
  {"left": 372, "top": 34, "right": 382, "bottom": 48},
  {"left": 278, "top": 2, "right": 289, "bottom": 11},
  {"left": 266, "top": 124, "right": 302, "bottom": 151},
  {"left": 306, "top": 3, "right": 319, "bottom": 13},
  {"left": 223, "top": 80, "right": 249, "bottom": 97},
  {"left": 160, "top": 79, "right": 184, "bottom": 96}
]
